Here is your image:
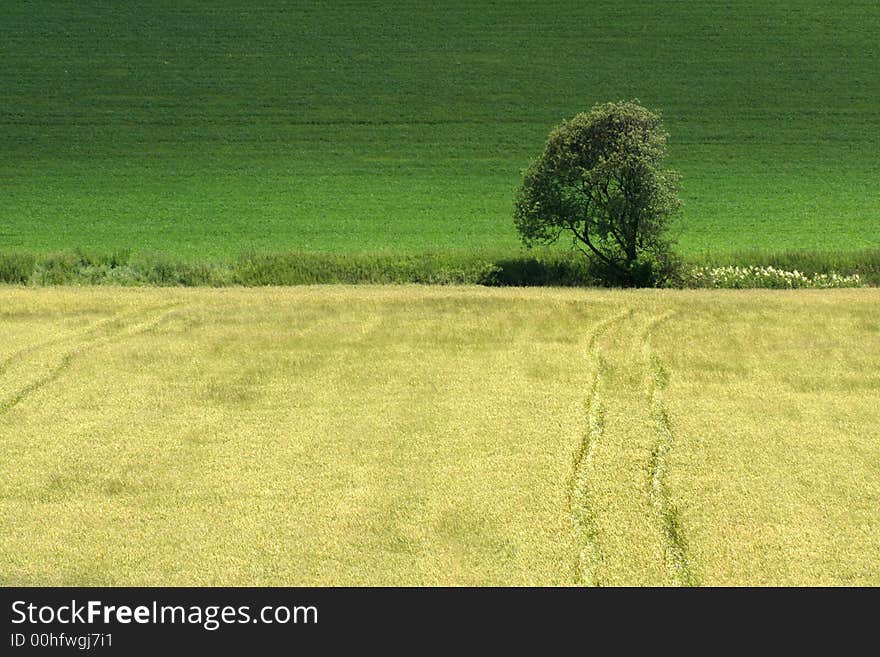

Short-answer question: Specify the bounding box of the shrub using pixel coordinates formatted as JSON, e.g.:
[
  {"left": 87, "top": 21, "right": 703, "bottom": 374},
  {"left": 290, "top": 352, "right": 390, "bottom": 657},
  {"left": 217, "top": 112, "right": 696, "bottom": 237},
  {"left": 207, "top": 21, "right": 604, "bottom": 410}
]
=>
[{"left": 0, "top": 252, "right": 36, "bottom": 284}]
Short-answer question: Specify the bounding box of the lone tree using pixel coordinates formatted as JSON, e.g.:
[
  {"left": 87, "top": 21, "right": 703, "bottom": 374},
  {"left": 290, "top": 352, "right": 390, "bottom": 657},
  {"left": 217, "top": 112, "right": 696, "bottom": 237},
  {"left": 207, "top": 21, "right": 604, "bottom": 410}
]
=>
[{"left": 514, "top": 100, "right": 681, "bottom": 286}]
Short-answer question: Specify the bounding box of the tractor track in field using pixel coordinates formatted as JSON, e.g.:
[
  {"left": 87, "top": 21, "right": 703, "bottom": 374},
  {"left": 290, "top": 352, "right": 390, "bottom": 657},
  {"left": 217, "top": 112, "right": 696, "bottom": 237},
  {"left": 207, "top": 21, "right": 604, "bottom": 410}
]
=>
[
  {"left": 641, "top": 312, "right": 699, "bottom": 587},
  {"left": 569, "top": 308, "right": 633, "bottom": 586},
  {"left": 0, "top": 307, "right": 155, "bottom": 378},
  {"left": 0, "top": 304, "right": 180, "bottom": 416}
]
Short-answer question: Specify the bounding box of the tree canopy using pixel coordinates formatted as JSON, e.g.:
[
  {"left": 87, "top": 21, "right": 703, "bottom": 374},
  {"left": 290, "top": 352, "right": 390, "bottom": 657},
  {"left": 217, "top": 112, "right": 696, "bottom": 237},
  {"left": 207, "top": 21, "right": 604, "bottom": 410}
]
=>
[{"left": 514, "top": 100, "right": 681, "bottom": 285}]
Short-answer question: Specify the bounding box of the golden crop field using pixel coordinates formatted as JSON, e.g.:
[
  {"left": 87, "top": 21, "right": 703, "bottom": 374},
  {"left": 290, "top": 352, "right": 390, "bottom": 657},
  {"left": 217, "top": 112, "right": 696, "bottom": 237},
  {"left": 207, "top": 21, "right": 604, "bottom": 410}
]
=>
[{"left": 1, "top": 287, "right": 878, "bottom": 586}]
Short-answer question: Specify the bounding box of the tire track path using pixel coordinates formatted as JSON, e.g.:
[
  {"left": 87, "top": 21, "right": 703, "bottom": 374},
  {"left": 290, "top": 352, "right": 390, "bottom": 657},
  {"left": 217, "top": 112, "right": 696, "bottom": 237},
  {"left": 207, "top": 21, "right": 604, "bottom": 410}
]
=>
[
  {"left": 569, "top": 308, "right": 633, "bottom": 586},
  {"left": 0, "top": 307, "right": 153, "bottom": 377},
  {"left": 0, "top": 304, "right": 180, "bottom": 416},
  {"left": 641, "top": 312, "right": 699, "bottom": 586}
]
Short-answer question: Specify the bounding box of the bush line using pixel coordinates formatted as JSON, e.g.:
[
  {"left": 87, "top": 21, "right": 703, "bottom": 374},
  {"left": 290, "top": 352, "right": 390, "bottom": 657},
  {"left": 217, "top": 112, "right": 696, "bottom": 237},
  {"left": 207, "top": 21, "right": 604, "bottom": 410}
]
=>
[{"left": 0, "top": 248, "right": 877, "bottom": 288}]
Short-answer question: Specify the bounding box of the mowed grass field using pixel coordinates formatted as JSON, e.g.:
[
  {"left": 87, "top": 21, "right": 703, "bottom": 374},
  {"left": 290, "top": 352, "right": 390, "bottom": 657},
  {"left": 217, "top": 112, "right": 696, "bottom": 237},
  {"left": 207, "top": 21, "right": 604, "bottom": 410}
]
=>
[
  {"left": 1, "top": 287, "right": 878, "bottom": 586},
  {"left": 2, "top": 1, "right": 879, "bottom": 259}
]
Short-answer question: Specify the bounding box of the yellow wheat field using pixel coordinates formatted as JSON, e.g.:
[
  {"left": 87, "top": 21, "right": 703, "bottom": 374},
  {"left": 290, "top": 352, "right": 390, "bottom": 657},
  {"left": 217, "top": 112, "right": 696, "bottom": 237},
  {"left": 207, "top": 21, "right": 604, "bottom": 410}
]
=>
[{"left": 1, "top": 286, "right": 878, "bottom": 585}]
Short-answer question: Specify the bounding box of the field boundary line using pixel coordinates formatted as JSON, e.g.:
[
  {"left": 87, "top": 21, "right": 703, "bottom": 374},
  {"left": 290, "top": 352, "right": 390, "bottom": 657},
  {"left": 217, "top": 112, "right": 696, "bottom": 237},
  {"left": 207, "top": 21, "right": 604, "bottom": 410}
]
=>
[
  {"left": 642, "top": 312, "right": 700, "bottom": 587},
  {"left": 0, "top": 304, "right": 181, "bottom": 416},
  {"left": 569, "top": 307, "right": 632, "bottom": 586}
]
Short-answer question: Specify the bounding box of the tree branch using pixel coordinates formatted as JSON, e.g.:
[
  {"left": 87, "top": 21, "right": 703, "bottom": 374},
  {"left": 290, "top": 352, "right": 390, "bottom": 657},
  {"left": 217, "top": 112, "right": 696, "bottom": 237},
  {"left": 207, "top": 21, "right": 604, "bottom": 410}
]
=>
[{"left": 566, "top": 218, "right": 618, "bottom": 268}]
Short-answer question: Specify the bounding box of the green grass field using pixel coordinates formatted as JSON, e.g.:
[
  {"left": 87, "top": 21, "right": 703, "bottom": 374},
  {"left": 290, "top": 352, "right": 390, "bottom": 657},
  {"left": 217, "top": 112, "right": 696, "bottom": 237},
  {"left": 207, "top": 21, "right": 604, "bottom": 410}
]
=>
[
  {"left": 3, "top": 1, "right": 879, "bottom": 260},
  {"left": 1, "top": 287, "right": 878, "bottom": 585}
]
